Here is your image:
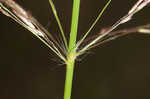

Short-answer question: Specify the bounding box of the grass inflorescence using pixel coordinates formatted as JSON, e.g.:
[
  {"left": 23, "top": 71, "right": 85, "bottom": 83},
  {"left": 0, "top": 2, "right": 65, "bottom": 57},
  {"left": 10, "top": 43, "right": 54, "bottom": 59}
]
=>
[{"left": 0, "top": 0, "right": 150, "bottom": 99}]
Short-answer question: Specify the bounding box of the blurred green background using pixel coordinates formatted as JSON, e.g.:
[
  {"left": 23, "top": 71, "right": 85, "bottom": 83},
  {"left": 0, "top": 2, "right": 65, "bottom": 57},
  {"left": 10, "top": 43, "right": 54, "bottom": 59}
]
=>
[{"left": 0, "top": 0, "right": 150, "bottom": 99}]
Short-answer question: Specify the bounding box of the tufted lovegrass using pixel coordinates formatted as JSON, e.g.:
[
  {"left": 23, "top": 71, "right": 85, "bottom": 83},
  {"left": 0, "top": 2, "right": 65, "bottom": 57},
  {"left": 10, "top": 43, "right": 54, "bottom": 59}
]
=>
[{"left": 0, "top": 0, "right": 150, "bottom": 99}]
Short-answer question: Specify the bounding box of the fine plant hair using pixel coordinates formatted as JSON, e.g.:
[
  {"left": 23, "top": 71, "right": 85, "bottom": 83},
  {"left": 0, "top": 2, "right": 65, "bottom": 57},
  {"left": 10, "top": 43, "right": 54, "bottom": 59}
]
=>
[{"left": 0, "top": 0, "right": 150, "bottom": 99}]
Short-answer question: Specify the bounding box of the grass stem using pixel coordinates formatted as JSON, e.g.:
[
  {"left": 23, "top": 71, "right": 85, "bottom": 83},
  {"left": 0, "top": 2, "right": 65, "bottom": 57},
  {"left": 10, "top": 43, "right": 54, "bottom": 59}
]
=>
[
  {"left": 64, "top": 0, "right": 80, "bottom": 99},
  {"left": 64, "top": 59, "right": 75, "bottom": 99}
]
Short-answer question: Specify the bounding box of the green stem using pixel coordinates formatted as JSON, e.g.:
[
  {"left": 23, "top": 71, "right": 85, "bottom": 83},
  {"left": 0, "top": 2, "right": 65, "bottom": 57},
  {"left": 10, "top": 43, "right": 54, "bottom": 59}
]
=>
[
  {"left": 68, "top": 0, "right": 80, "bottom": 52},
  {"left": 64, "top": 0, "right": 80, "bottom": 99},
  {"left": 64, "top": 59, "right": 75, "bottom": 99}
]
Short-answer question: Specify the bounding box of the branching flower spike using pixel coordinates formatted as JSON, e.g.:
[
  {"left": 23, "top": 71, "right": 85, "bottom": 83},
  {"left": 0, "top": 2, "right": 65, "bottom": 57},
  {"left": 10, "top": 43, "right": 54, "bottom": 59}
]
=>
[
  {"left": 0, "top": 0, "right": 150, "bottom": 99},
  {"left": 76, "top": 0, "right": 150, "bottom": 56},
  {"left": 0, "top": 0, "right": 66, "bottom": 62}
]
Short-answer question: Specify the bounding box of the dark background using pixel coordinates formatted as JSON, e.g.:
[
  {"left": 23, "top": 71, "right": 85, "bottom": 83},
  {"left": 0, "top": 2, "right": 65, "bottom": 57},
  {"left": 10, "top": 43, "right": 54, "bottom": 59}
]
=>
[{"left": 0, "top": 0, "right": 150, "bottom": 99}]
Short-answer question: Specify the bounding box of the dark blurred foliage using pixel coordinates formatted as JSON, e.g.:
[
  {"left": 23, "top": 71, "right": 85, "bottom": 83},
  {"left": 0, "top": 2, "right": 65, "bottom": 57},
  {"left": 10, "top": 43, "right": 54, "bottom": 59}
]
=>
[{"left": 0, "top": 0, "right": 150, "bottom": 99}]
